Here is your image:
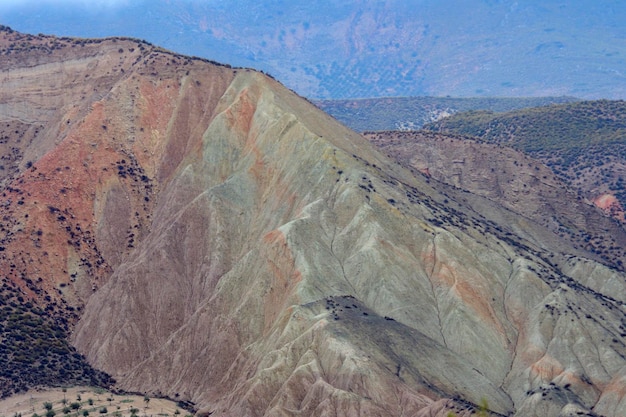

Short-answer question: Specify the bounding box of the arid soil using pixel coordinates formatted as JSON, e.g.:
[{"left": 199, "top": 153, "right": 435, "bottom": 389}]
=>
[{"left": 0, "top": 387, "right": 185, "bottom": 417}]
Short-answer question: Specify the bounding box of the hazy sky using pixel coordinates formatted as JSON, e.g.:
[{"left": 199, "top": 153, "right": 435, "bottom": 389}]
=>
[
  {"left": 1, "top": 0, "right": 624, "bottom": 99},
  {"left": 0, "top": 0, "right": 133, "bottom": 10}
]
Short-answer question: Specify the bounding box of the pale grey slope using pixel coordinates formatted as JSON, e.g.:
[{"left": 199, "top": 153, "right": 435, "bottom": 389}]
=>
[{"left": 72, "top": 70, "right": 626, "bottom": 417}]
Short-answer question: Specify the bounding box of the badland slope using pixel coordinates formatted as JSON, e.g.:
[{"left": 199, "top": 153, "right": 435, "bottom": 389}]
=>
[
  {"left": 365, "top": 130, "right": 626, "bottom": 271},
  {"left": 424, "top": 101, "right": 626, "bottom": 222},
  {"left": 0, "top": 27, "right": 625, "bottom": 417}
]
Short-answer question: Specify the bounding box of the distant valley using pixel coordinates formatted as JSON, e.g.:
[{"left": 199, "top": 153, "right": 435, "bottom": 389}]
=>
[
  {"left": 1, "top": 0, "right": 625, "bottom": 99},
  {"left": 315, "top": 96, "right": 579, "bottom": 132}
]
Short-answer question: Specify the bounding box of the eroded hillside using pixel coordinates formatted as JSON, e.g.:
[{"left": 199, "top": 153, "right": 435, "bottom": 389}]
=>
[
  {"left": 424, "top": 101, "right": 626, "bottom": 222},
  {"left": 1, "top": 27, "right": 625, "bottom": 417},
  {"left": 365, "top": 130, "right": 626, "bottom": 272}
]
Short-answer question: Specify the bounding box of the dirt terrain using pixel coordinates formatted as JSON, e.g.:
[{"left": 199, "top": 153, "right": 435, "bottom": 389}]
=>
[{"left": 0, "top": 387, "right": 185, "bottom": 417}]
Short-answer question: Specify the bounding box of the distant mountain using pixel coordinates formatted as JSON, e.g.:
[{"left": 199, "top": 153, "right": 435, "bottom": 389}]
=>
[
  {"left": 315, "top": 96, "right": 579, "bottom": 131},
  {"left": 1, "top": 28, "right": 626, "bottom": 417},
  {"left": 424, "top": 100, "right": 626, "bottom": 220},
  {"left": 0, "top": 0, "right": 625, "bottom": 99}
]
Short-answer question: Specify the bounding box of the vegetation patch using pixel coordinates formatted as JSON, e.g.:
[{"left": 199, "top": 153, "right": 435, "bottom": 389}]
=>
[
  {"left": 316, "top": 96, "right": 578, "bottom": 132},
  {"left": 424, "top": 99, "right": 626, "bottom": 152},
  {"left": 0, "top": 279, "right": 113, "bottom": 398}
]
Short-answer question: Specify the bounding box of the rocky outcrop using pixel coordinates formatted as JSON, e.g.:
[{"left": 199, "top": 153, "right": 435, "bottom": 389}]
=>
[
  {"left": 1, "top": 28, "right": 625, "bottom": 416},
  {"left": 594, "top": 194, "right": 626, "bottom": 222}
]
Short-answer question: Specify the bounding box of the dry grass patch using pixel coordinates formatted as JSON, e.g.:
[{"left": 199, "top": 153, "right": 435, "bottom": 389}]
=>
[{"left": 0, "top": 387, "right": 188, "bottom": 417}]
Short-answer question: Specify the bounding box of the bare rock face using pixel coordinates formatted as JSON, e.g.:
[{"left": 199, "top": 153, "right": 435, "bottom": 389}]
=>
[
  {"left": 594, "top": 194, "right": 626, "bottom": 222},
  {"left": 1, "top": 28, "right": 625, "bottom": 417}
]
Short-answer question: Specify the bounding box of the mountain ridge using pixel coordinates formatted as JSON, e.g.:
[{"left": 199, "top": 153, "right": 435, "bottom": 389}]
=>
[{"left": 0, "top": 28, "right": 625, "bottom": 417}]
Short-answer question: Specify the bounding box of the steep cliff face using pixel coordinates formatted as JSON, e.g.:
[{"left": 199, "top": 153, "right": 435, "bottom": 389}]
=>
[{"left": 1, "top": 28, "right": 625, "bottom": 417}]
